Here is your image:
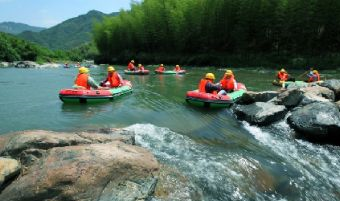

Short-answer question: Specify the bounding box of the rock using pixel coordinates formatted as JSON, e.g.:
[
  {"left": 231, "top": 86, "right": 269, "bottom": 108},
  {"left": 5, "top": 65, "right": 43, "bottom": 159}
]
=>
[
  {"left": 0, "top": 62, "right": 10, "bottom": 68},
  {"left": 275, "top": 89, "right": 304, "bottom": 108},
  {"left": 300, "top": 92, "right": 331, "bottom": 106},
  {"left": 0, "top": 141, "right": 159, "bottom": 201},
  {"left": 287, "top": 102, "right": 340, "bottom": 142},
  {"left": 0, "top": 130, "right": 91, "bottom": 158},
  {"left": 38, "top": 63, "right": 61, "bottom": 68},
  {"left": 302, "top": 86, "right": 335, "bottom": 101},
  {"left": 320, "top": 79, "right": 340, "bottom": 100},
  {"left": 0, "top": 130, "right": 135, "bottom": 159},
  {"left": 232, "top": 102, "right": 287, "bottom": 126},
  {"left": 336, "top": 101, "right": 340, "bottom": 110},
  {"left": 0, "top": 157, "right": 21, "bottom": 188},
  {"left": 237, "top": 91, "right": 279, "bottom": 105},
  {"left": 15, "top": 61, "right": 39, "bottom": 68},
  {"left": 286, "top": 81, "right": 308, "bottom": 89}
]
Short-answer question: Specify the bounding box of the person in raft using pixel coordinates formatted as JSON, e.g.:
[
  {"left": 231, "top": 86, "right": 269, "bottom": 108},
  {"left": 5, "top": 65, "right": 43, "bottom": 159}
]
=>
[
  {"left": 174, "top": 64, "right": 181, "bottom": 71},
  {"left": 101, "top": 66, "right": 124, "bottom": 88},
  {"left": 218, "top": 70, "right": 237, "bottom": 95},
  {"left": 74, "top": 67, "right": 102, "bottom": 90},
  {"left": 127, "top": 60, "right": 136, "bottom": 71},
  {"left": 138, "top": 64, "right": 145, "bottom": 71},
  {"left": 156, "top": 64, "right": 165, "bottom": 72},
  {"left": 277, "top": 68, "right": 294, "bottom": 82},
  {"left": 307, "top": 70, "right": 320, "bottom": 82},
  {"left": 198, "top": 73, "right": 221, "bottom": 94}
]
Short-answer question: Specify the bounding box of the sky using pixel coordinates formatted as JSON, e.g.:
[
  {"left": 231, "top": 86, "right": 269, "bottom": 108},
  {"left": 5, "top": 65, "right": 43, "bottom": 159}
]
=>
[{"left": 0, "top": 0, "right": 139, "bottom": 28}]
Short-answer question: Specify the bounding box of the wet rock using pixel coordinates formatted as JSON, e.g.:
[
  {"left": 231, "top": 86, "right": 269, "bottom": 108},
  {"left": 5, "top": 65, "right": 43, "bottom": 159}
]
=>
[
  {"left": 0, "top": 157, "right": 21, "bottom": 188},
  {"left": 300, "top": 93, "right": 331, "bottom": 106},
  {"left": 301, "top": 86, "right": 335, "bottom": 101},
  {"left": 0, "top": 141, "right": 159, "bottom": 201},
  {"left": 0, "top": 130, "right": 135, "bottom": 158},
  {"left": 287, "top": 102, "right": 340, "bottom": 142},
  {"left": 336, "top": 101, "right": 340, "bottom": 110},
  {"left": 237, "top": 91, "right": 279, "bottom": 105},
  {"left": 0, "top": 62, "right": 10, "bottom": 68},
  {"left": 15, "top": 61, "right": 39, "bottom": 68},
  {"left": 232, "top": 102, "right": 287, "bottom": 126},
  {"left": 275, "top": 89, "right": 304, "bottom": 108},
  {"left": 320, "top": 79, "right": 340, "bottom": 100},
  {"left": 286, "top": 82, "right": 308, "bottom": 89},
  {"left": 0, "top": 130, "right": 91, "bottom": 158}
]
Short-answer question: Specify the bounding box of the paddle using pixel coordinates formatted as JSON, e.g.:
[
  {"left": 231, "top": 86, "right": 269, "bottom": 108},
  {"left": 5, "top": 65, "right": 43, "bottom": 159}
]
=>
[{"left": 297, "top": 70, "right": 311, "bottom": 78}]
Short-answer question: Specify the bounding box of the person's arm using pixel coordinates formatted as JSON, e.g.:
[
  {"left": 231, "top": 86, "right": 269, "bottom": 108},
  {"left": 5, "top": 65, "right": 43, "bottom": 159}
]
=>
[
  {"left": 206, "top": 82, "right": 221, "bottom": 91},
  {"left": 88, "top": 76, "right": 100, "bottom": 89}
]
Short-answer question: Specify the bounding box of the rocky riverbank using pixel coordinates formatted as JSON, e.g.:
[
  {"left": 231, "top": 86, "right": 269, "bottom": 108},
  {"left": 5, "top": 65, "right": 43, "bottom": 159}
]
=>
[
  {"left": 233, "top": 79, "right": 340, "bottom": 145},
  {"left": 0, "top": 61, "right": 61, "bottom": 68},
  {"left": 0, "top": 129, "right": 161, "bottom": 201}
]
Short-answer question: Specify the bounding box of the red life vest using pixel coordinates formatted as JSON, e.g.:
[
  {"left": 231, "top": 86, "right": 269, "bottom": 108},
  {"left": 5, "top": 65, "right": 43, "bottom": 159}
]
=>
[
  {"left": 198, "top": 79, "right": 217, "bottom": 94},
  {"left": 75, "top": 74, "right": 90, "bottom": 90},
  {"left": 139, "top": 66, "right": 145, "bottom": 71},
  {"left": 220, "top": 76, "right": 235, "bottom": 91},
  {"left": 157, "top": 67, "right": 165, "bottom": 71},
  {"left": 277, "top": 72, "right": 288, "bottom": 81},
  {"left": 127, "top": 62, "right": 135, "bottom": 71},
  {"left": 174, "top": 66, "right": 181, "bottom": 71},
  {"left": 107, "top": 72, "right": 121, "bottom": 87}
]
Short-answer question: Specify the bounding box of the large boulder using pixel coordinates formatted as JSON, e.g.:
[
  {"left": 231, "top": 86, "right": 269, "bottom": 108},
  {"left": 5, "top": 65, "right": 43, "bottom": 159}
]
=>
[
  {"left": 0, "top": 157, "right": 21, "bottom": 188},
  {"left": 232, "top": 102, "right": 287, "bottom": 126},
  {"left": 299, "top": 86, "right": 335, "bottom": 106},
  {"left": 320, "top": 79, "right": 340, "bottom": 100},
  {"left": 0, "top": 141, "right": 159, "bottom": 201},
  {"left": 0, "top": 130, "right": 135, "bottom": 159},
  {"left": 237, "top": 91, "right": 279, "bottom": 105},
  {"left": 274, "top": 89, "right": 304, "bottom": 108},
  {"left": 287, "top": 102, "right": 340, "bottom": 142},
  {"left": 336, "top": 101, "right": 340, "bottom": 110}
]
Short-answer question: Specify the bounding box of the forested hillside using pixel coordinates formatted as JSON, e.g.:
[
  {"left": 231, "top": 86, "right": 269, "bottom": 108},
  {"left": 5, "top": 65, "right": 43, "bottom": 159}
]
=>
[
  {"left": 19, "top": 10, "right": 119, "bottom": 50},
  {"left": 0, "top": 22, "right": 45, "bottom": 34},
  {"left": 93, "top": 0, "right": 340, "bottom": 68}
]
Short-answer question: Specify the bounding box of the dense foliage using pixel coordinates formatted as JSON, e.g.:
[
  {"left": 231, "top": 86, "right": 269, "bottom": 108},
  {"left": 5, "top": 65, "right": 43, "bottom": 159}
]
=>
[
  {"left": 18, "top": 10, "right": 119, "bottom": 50},
  {"left": 93, "top": 0, "right": 340, "bottom": 68},
  {"left": 0, "top": 32, "right": 98, "bottom": 63}
]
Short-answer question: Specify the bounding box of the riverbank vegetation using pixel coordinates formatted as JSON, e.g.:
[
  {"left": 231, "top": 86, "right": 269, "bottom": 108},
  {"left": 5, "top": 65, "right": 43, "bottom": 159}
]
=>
[
  {"left": 0, "top": 32, "right": 97, "bottom": 63},
  {"left": 93, "top": 0, "right": 340, "bottom": 68}
]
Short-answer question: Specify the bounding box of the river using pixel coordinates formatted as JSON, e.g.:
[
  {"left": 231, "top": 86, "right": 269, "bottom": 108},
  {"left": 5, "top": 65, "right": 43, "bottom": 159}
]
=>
[{"left": 0, "top": 65, "right": 340, "bottom": 201}]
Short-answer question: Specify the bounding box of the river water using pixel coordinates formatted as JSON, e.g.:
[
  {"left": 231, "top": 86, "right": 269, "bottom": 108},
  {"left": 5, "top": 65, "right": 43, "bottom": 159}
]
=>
[{"left": 0, "top": 66, "right": 340, "bottom": 200}]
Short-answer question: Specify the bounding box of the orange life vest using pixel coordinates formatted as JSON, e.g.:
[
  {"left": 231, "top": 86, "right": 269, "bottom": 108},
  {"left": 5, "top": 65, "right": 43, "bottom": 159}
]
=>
[
  {"left": 198, "top": 79, "right": 217, "bottom": 94},
  {"left": 308, "top": 73, "right": 320, "bottom": 82},
  {"left": 107, "top": 72, "right": 121, "bottom": 87},
  {"left": 175, "top": 66, "right": 181, "bottom": 71},
  {"left": 220, "top": 76, "right": 235, "bottom": 91},
  {"left": 127, "top": 62, "right": 135, "bottom": 71},
  {"left": 277, "top": 72, "right": 288, "bottom": 81},
  {"left": 75, "top": 74, "right": 90, "bottom": 90},
  {"left": 139, "top": 66, "right": 145, "bottom": 71}
]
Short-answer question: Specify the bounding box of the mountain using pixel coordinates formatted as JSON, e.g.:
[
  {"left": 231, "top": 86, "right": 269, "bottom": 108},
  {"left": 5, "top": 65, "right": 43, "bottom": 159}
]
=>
[
  {"left": 0, "top": 22, "right": 45, "bottom": 34},
  {"left": 18, "top": 10, "right": 119, "bottom": 50}
]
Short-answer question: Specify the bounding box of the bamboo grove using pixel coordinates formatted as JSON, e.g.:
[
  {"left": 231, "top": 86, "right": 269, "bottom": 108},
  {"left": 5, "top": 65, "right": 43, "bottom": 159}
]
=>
[{"left": 93, "top": 0, "right": 340, "bottom": 68}]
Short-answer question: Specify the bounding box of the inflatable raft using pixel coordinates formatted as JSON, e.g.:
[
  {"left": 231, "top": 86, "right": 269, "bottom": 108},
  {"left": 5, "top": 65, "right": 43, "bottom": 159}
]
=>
[
  {"left": 59, "top": 81, "right": 132, "bottom": 103},
  {"left": 155, "top": 70, "right": 186, "bottom": 74},
  {"left": 124, "top": 70, "right": 150, "bottom": 75},
  {"left": 186, "top": 83, "right": 247, "bottom": 108}
]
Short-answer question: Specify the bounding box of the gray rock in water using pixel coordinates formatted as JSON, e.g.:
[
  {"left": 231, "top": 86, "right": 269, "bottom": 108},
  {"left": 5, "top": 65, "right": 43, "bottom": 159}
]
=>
[
  {"left": 320, "top": 79, "right": 340, "bottom": 101},
  {"left": 15, "top": 61, "right": 39, "bottom": 68},
  {"left": 0, "top": 157, "right": 21, "bottom": 189},
  {"left": 237, "top": 91, "right": 279, "bottom": 105},
  {"left": 287, "top": 102, "right": 340, "bottom": 141},
  {"left": 336, "top": 101, "right": 340, "bottom": 110},
  {"left": 299, "top": 86, "right": 335, "bottom": 106},
  {"left": 232, "top": 102, "right": 287, "bottom": 126},
  {"left": 0, "top": 142, "right": 159, "bottom": 201},
  {"left": 275, "top": 89, "right": 304, "bottom": 108}
]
